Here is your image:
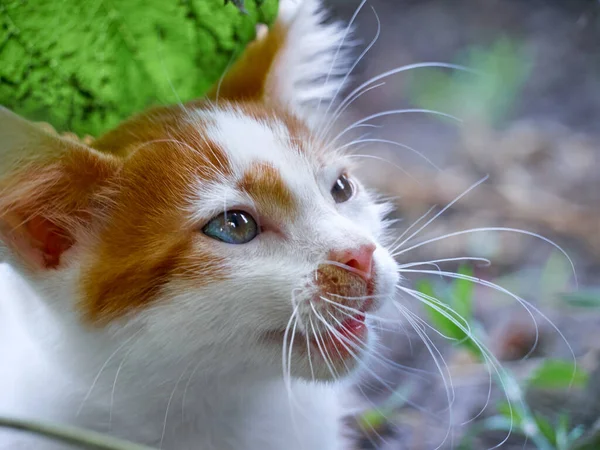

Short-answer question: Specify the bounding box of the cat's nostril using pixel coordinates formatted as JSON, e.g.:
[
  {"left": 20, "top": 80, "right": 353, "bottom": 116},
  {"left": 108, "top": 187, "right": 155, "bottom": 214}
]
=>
[
  {"left": 329, "top": 243, "right": 375, "bottom": 282},
  {"left": 345, "top": 258, "right": 361, "bottom": 271}
]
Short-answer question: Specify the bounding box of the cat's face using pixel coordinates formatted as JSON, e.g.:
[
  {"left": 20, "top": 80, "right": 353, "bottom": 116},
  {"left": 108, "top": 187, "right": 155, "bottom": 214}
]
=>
[
  {"left": 78, "top": 102, "right": 399, "bottom": 381},
  {"left": 0, "top": 0, "right": 398, "bottom": 382}
]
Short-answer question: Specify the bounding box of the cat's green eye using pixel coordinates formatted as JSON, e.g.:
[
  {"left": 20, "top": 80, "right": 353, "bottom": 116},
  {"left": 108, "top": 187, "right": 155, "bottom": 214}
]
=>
[
  {"left": 331, "top": 173, "right": 354, "bottom": 203},
  {"left": 203, "top": 210, "right": 258, "bottom": 244}
]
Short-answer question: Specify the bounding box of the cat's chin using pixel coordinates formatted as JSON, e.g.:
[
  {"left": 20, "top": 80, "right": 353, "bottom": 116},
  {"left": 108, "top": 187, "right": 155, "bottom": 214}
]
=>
[{"left": 262, "top": 312, "right": 377, "bottom": 382}]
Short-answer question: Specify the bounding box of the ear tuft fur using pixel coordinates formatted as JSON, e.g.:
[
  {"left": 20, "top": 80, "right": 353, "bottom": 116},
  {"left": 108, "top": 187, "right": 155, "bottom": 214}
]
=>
[
  {"left": 0, "top": 108, "right": 119, "bottom": 271},
  {"left": 210, "top": 0, "right": 354, "bottom": 118}
]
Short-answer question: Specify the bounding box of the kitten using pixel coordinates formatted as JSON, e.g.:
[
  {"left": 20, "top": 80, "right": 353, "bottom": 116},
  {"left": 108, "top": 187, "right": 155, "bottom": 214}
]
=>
[{"left": 0, "top": 0, "right": 399, "bottom": 449}]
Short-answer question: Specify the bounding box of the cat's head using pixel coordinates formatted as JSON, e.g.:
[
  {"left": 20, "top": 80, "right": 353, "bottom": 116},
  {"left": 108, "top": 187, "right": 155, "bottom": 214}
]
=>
[{"left": 0, "top": 0, "right": 399, "bottom": 382}]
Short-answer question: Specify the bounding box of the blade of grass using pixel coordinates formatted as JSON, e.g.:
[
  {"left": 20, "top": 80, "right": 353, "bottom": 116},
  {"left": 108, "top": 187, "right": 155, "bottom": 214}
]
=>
[{"left": 0, "top": 416, "right": 158, "bottom": 450}]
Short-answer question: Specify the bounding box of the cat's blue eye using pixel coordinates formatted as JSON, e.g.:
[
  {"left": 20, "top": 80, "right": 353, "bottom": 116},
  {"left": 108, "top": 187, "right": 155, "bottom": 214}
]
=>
[
  {"left": 331, "top": 173, "right": 354, "bottom": 203},
  {"left": 202, "top": 210, "right": 258, "bottom": 244}
]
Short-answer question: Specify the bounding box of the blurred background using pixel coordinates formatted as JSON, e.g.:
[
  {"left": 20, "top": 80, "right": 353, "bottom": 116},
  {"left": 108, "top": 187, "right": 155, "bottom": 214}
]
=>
[{"left": 321, "top": 1, "right": 600, "bottom": 449}]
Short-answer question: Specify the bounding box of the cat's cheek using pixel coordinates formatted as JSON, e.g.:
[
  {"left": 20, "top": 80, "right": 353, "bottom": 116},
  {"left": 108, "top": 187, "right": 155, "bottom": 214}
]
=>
[{"left": 370, "top": 246, "right": 400, "bottom": 310}]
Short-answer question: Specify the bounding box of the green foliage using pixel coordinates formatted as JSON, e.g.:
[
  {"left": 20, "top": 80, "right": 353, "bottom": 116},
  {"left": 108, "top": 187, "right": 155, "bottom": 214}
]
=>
[
  {"left": 560, "top": 290, "right": 600, "bottom": 308},
  {"left": 451, "top": 265, "right": 475, "bottom": 321},
  {"left": 539, "top": 250, "right": 574, "bottom": 303},
  {"left": 358, "top": 408, "right": 389, "bottom": 433},
  {"left": 416, "top": 265, "right": 480, "bottom": 356},
  {"left": 490, "top": 404, "right": 585, "bottom": 450},
  {"left": 0, "top": 0, "right": 278, "bottom": 137},
  {"left": 356, "top": 382, "right": 412, "bottom": 433},
  {"left": 527, "top": 359, "right": 589, "bottom": 390},
  {"left": 415, "top": 264, "right": 589, "bottom": 450},
  {"left": 409, "top": 37, "right": 532, "bottom": 126}
]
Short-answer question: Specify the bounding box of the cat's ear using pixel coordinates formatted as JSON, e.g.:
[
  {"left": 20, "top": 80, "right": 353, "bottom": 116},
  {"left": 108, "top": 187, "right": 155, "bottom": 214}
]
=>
[
  {"left": 0, "top": 107, "right": 120, "bottom": 272},
  {"left": 207, "top": 0, "right": 351, "bottom": 115}
]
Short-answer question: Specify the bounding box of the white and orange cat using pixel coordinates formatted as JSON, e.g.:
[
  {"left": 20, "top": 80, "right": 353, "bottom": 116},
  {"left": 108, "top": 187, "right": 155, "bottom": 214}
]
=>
[{"left": 0, "top": 0, "right": 400, "bottom": 449}]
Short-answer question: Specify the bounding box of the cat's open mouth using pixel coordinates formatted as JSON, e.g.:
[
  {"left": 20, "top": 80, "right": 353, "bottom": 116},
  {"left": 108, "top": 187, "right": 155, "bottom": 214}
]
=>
[
  {"left": 262, "top": 295, "right": 373, "bottom": 364},
  {"left": 308, "top": 311, "right": 368, "bottom": 359}
]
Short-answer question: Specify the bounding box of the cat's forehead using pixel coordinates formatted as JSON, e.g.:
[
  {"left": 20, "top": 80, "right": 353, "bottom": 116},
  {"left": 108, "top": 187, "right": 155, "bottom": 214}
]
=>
[
  {"left": 193, "top": 104, "right": 325, "bottom": 173},
  {"left": 182, "top": 105, "right": 342, "bottom": 221}
]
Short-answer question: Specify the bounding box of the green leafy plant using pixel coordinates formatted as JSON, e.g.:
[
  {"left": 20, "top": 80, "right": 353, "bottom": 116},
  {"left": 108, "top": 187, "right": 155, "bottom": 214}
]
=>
[
  {"left": 527, "top": 359, "right": 589, "bottom": 390},
  {"left": 0, "top": 0, "right": 277, "bottom": 136},
  {"left": 414, "top": 264, "right": 587, "bottom": 450},
  {"left": 560, "top": 290, "right": 600, "bottom": 309}
]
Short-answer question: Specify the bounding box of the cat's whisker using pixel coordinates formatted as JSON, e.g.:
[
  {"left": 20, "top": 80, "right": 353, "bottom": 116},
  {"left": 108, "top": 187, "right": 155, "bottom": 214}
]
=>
[
  {"left": 329, "top": 62, "right": 477, "bottom": 129},
  {"left": 397, "top": 285, "right": 473, "bottom": 341},
  {"left": 344, "top": 153, "right": 418, "bottom": 182},
  {"left": 401, "top": 287, "right": 519, "bottom": 427},
  {"left": 318, "top": 4, "right": 381, "bottom": 134},
  {"left": 322, "top": 299, "right": 433, "bottom": 378},
  {"left": 390, "top": 175, "right": 489, "bottom": 255},
  {"left": 76, "top": 330, "right": 143, "bottom": 417},
  {"left": 390, "top": 303, "right": 455, "bottom": 449},
  {"left": 286, "top": 315, "right": 300, "bottom": 393},
  {"left": 159, "top": 361, "right": 195, "bottom": 450},
  {"left": 308, "top": 309, "right": 339, "bottom": 381},
  {"left": 401, "top": 269, "right": 577, "bottom": 370},
  {"left": 396, "top": 293, "right": 518, "bottom": 449},
  {"left": 181, "top": 358, "right": 204, "bottom": 420},
  {"left": 323, "top": 82, "right": 386, "bottom": 138},
  {"left": 282, "top": 294, "right": 301, "bottom": 407},
  {"left": 397, "top": 256, "right": 491, "bottom": 269},
  {"left": 387, "top": 206, "right": 437, "bottom": 253},
  {"left": 318, "top": 295, "right": 399, "bottom": 325},
  {"left": 331, "top": 108, "right": 463, "bottom": 149},
  {"left": 196, "top": 133, "right": 232, "bottom": 179},
  {"left": 317, "top": 312, "right": 429, "bottom": 414},
  {"left": 321, "top": 259, "right": 373, "bottom": 280},
  {"left": 318, "top": 311, "right": 395, "bottom": 450},
  {"left": 280, "top": 290, "right": 313, "bottom": 443},
  {"left": 353, "top": 383, "right": 394, "bottom": 449},
  {"left": 213, "top": 48, "right": 240, "bottom": 107},
  {"left": 394, "top": 303, "right": 456, "bottom": 408},
  {"left": 392, "top": 227, "right": 578, "bottom": 287},
  {"left": 108, "top": 339, "right": 140, "bottom": 430},
  {"left": 305, "top": 319, "right": 316, "bottom": 382},
  {"left": 156, "top": 45, "right": 186, "bottom": 113},
  {"left": 342, "top": 138, "right": 442, "bottom": 171},
  {"left": 315, "top": 0, "right": 367, "bottom": 113},
  {"left": 321, "top": 311, "right": 438, "bottom": 418},
  {"left": 310, "top": 304, "right": 344, "bottom": 371},
  {"left": 324, "top": 304, "right": 435, "bottom": 378},
  {"left": 405, "top": 309, "right": 495, "bottom": 439}
]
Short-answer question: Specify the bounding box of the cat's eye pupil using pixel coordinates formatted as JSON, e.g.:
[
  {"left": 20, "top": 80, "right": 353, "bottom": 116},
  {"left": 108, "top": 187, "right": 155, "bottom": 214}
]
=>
[
  {"left": 331, "top": 173, "right": 353, "bottom": 203},
  {"left": 203, "top": 210, "right": 258, "bottom": 244}
]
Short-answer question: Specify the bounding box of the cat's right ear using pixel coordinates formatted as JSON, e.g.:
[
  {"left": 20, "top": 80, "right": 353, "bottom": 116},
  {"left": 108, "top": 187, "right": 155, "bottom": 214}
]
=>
[
  {"left": 207, "top": 0, "right": 352, "bottom": 118},
  {"left": 0, "top": 108, "right": 120, "bottom": 272}
]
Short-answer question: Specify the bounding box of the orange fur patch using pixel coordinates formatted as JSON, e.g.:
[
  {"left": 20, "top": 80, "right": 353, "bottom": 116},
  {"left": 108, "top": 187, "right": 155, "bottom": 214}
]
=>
[
  {"left": 206, "top": 19, "right": 287, "bottom": 102},
  {"left": 0, "top": 134, "right": 120, "bottom": 271},
  {"left": 238, "top": 162, "right": 296, "bottom": 221},
  {"left": 80, "top": 110, "right": 231, "bottom": 324}
]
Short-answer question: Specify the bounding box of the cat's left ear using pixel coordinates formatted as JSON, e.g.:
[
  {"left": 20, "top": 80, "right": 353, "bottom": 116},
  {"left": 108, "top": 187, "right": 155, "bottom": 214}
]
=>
[
  {"left": 207, "top": 0, "right": 352, "bottom": 117},
  {"left": 0, "top": 107, "right": 120, "bottom": 272}
]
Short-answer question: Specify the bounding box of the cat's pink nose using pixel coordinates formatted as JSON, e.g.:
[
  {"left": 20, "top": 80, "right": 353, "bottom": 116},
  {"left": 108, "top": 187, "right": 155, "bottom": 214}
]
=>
[{"left": 329, "top": 243, "right": 376, "bottom": 282}]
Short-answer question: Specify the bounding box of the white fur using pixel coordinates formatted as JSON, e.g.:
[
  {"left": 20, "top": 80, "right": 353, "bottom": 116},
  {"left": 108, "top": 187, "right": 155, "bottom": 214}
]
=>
[
  {"left": 0, "top": 1, "right": 399, "bottom": 449},
  {"left": 265, "top": 0, "right": 355, "bottom": 121}
]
